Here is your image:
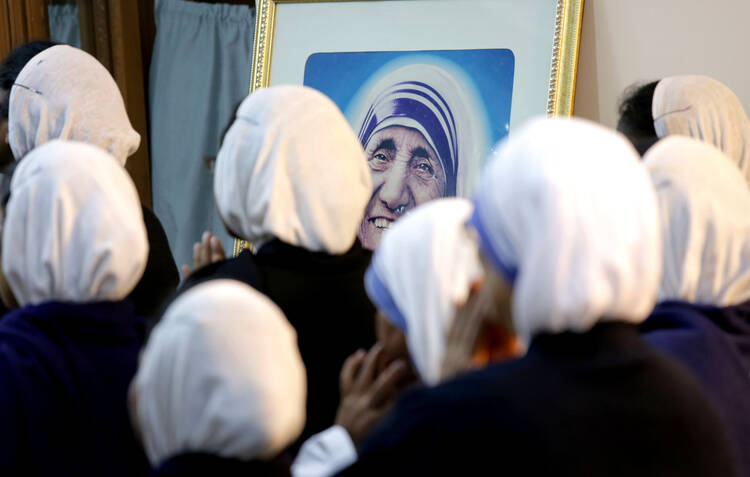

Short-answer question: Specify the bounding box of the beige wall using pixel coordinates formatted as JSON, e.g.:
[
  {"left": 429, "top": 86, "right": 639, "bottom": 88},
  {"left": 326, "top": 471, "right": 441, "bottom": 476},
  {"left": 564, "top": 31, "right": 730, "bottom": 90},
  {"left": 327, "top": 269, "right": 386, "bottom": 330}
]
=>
[{"left": 574, "top": 0, "right": 750, "bottom": 128}]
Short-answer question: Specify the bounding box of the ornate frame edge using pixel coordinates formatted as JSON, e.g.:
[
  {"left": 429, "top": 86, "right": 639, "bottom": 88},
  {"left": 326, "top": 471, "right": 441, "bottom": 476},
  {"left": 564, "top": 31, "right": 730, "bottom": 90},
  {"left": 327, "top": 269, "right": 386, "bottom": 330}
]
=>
[
  {"left": 251, "top": 0, "right": 276, "bottom": 93},
  {"left": 547, "top": 0, "right": 585, "bottom": 116},
  {"left": 234, "top": 0, "right": 276, "bottom": 256}
]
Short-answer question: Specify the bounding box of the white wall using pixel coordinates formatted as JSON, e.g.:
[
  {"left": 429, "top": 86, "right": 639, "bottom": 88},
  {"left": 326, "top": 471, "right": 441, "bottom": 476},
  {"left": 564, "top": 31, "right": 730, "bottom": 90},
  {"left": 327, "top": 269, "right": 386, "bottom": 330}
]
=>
[{"left": 575, "top": 0, "right": 750, "bottom": 128}]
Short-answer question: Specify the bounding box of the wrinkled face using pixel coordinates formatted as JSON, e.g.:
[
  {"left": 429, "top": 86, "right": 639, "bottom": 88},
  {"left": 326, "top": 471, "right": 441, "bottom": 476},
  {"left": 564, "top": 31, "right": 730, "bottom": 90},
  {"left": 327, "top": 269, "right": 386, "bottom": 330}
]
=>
[{"left": 358, "top": 126, "right": 446, "bottom": 249}]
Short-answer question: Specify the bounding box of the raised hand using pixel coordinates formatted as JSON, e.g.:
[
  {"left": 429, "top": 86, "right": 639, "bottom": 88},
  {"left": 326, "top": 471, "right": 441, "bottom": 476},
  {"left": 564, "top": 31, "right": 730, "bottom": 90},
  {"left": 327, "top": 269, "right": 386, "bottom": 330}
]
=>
[
  {"left": 335, "top": 343, "right": 412, "bottom": 447},
  {"left": 181, "top": 231, "right": 227, "bottom": 279}
]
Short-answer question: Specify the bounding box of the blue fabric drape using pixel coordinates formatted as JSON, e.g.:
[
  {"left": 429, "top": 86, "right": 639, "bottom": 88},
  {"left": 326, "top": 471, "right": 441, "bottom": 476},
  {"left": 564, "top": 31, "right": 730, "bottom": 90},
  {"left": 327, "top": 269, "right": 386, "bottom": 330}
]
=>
[
  {"left": 48, "top": 4, "right": 82, "bottom": 48},
  {"left": 149, "top": 0, "right": 255, "bottom": 270}
]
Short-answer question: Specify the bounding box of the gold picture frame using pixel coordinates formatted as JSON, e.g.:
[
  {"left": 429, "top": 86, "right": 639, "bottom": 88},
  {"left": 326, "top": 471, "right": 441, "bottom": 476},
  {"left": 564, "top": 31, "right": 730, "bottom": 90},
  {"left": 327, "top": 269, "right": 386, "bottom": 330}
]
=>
[{"left": 234, "top": 0, "right": 585, "bottom": 256}]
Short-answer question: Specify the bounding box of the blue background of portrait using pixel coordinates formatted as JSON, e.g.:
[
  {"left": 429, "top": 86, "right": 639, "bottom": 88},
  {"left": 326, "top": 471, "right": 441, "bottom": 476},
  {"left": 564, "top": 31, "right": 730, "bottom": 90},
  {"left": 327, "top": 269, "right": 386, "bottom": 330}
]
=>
[{"left": 303, "top": 49, "right": 515, "bottom": 149}]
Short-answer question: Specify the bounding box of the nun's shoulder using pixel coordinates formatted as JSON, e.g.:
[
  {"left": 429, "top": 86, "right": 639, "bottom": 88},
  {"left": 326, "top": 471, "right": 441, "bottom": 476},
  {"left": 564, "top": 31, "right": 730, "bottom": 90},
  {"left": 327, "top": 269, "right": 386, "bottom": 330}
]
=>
[
  {"left": 362, "top": 360, "right": 531, "bottom": 445},
  {"left": 0, "top": 309, "right": 44, "bottom": 407},
  {"left": 178, "top": 249, "right": 262, "bottom": 297},
  {"left": 0, "top": 310, "right": 52, "bottom": 375},
  {"left": 0, "top": 344, "right": 24, "bottom": 464},
  {"left": 645, "top": 300, "right": 712, "bottom": 322},
  {"left": 642, "top": 300, "right": 741, "bottom": 336},
  {"left": 417, "top": 357, "right": 537, "bottom": 413},
  {"left": 347, "top": 363, "right": 532, "bottom": 476},
  {"left": 420, "top": 358, "right": 531, "bottom": 404},
  {"left": 0, "top": 307, "right": 44, "bottom": 346}
]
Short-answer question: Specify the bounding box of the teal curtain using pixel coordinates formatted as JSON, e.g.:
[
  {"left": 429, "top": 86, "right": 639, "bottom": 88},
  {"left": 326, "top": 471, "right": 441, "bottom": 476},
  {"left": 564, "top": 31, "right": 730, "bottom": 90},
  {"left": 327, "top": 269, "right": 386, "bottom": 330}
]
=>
[
  {"left": 48, "top": 4, "right": 81, "bottom": 48},
  {"left": 149, "top": 0, "right": 255, "bottom": 272}
]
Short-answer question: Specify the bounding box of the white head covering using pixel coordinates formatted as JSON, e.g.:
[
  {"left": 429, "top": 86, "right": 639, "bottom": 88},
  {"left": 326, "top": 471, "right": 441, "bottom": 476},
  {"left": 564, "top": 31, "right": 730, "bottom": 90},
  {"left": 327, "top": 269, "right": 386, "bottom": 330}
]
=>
[
  {"left": 653, "top": 75, "right": 750, "bottom": 184},
  {"left": 470, "top": 117, "right": 661, "bottom": 342},
  {"left": 132, "top": 280, "right": 306, "bottom": 465},
  {"left": 214, "top": 85, "right": 371, "bottom": 254},
  {"left": 2, "top": 140, "right": 148, "bottom": 306},
  {"left": 354, "top": 63, "right": 485, "bottom": 197},
  {"left": 8, "top": 45, "right": 140, "bottom": 165},
  {"left": 645, "top": 136, "right": 750, "bottom": 306},
  {"left": 365, "top": 198, "right": 483, "bottom": 385}
]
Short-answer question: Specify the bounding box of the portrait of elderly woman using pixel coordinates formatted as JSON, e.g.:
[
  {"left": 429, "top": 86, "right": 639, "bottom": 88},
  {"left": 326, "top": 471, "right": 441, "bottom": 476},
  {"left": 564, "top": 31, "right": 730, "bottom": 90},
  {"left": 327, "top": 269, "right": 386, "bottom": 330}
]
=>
[
  {"left": 304, "top": 50, "right": 514, "bottom": 249},
  {"left": 354, "top": 63, "right": 484, "bottom": 249}
]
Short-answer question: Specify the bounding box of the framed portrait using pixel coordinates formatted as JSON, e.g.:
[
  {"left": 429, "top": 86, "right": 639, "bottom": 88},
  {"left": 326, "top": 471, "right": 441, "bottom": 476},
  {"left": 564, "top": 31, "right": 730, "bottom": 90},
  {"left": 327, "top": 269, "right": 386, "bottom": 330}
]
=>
[{"left": 236, "top": 0, "right": 584, "bottom": 253}]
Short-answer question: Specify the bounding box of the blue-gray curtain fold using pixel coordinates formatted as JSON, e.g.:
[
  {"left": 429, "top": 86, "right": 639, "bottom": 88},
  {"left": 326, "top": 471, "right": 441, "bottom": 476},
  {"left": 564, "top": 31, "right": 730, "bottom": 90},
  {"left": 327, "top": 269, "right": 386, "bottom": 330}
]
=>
[
  {"left": 149, "top": 0, "right": 254, "bottom": 271},
  {"left": 48, "top": 4, "right": 81, "bottom": 48}
]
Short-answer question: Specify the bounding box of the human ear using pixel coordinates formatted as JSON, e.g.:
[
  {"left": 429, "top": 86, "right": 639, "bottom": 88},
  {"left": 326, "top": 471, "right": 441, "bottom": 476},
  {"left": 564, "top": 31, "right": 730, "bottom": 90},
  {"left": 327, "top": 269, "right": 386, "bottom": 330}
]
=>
[{"left": 472, "top": 323, "right": 524, "bottom": 368}]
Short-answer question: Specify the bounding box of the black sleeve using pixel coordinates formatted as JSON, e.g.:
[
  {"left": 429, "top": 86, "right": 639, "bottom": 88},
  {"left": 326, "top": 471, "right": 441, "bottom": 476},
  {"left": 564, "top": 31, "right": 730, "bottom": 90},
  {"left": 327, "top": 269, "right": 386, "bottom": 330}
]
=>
[
  {"left": 336, "top": 369, "right": 521, "bottom": 477},
  {"left": 179, "top": 249, "right": 262, "bottom": 291},
  {"left": 336, "top": 387, "right": 445, "bottom": 477},
  {"left": 128, "top": 206, "right": 180, "bottom": 324},
  {"left": 0, "top": 351, "right": 23, "bottom": 473}
]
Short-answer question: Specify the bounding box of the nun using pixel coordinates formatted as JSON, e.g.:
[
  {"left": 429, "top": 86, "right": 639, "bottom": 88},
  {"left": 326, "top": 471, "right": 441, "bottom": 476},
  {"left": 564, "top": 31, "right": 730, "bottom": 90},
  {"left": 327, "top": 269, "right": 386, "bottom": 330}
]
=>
[
  {"left": 363, "top": 197, "right": 521, "bottom": 385},
  {"left": 0, "top": 41, "right": 56, "bottom": 170},
  {"left": 292, "top": 198, "right": 520, "bottom": 477},
  {"left": 641, "top": 136, "right": 750, "bottom": 477},
  {"left": 130, "top": 280, "right": 306, "bottom": 476},
  {"left": 337, "top": 118, "right": 735, "bottom": 477},
  {"left": 3, "top": 42, "right": 179, "bottom": 322},
  {"left": 652, "top": 75, "right": 750, "bottom": 183},
  {"left": 353, "top": 63, "right": 483, "bottom": 249},
  {"left": 0, "top": 141, "right": 150, "bottom": 476},
  {"left": 182, "top": 85, "right": 377, "bottom": 447}
]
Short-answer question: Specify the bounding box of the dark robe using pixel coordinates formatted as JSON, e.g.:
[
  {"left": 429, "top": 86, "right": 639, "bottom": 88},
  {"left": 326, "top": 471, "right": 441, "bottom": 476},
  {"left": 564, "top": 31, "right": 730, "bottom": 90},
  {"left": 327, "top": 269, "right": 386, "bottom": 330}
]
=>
[
  {"left": 0, "top": 300, "right": 149, "bottom": 476},
  {"left": 642, "top": 300, "right": 750, "bottom": 477},
  {"left": 633, "top": 135, "right": 660, "bottom": 156},
  {"left": 180, "top": 239, "right": 376, "bottom": 449},
  {"left": 129, "top": 205, "right": 180, "bottom": 327},
  {"left": 151, "top": 453, "right": 291, "bottom": 477},
  {"left": 338, "top": 323, "right": 735, "bottom": 477}
]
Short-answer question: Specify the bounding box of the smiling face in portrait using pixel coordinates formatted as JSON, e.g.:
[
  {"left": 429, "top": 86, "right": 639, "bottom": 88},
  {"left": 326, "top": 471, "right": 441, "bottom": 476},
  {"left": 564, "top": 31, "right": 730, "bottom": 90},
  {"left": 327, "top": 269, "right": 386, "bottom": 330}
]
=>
[{"left": 359, "top": 125, "right": 446, "bottom": 249}]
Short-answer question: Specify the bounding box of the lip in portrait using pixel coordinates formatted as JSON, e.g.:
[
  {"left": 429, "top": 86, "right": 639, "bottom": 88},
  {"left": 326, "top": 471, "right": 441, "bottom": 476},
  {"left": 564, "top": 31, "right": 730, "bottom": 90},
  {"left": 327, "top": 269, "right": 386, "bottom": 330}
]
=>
[{"left": 304, "top": 49, "right": 515, "bottom": 249}]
